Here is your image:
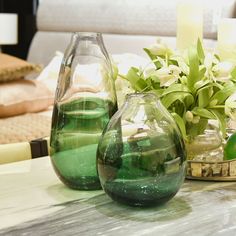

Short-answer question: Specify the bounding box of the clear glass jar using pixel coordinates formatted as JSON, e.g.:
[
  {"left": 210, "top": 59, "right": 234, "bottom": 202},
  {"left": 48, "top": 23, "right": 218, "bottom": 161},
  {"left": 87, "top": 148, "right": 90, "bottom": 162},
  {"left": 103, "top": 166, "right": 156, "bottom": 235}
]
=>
[
  {"left": 97, "top": 93, "right": 186, "bottom": 206},
  {"left": 185, "top": 121, "right": 224, "bottom": 162},
  {"left": 50, "top": 32, "right": 117, "bottom": 190}
]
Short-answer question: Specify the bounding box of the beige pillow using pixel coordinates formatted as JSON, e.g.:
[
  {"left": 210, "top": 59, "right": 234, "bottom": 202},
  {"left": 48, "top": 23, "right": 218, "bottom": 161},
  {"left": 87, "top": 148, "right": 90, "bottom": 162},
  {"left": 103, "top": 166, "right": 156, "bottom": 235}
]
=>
[
  {"left": 0, "top": 80, "right": 54, "bottom": 118},
  {"left": 0, "top": 53, "right": 41, "bottom": 82},
  {"left": 0, "top": 113, "right": 51, "bottom": 144}
]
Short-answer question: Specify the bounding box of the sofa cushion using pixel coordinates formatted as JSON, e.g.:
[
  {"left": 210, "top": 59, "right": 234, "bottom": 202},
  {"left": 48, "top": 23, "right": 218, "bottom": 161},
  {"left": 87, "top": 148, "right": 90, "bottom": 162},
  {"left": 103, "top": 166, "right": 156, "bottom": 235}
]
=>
[
  {"left": 37, "top": 0, "right": 236, "bottom": 39},
  {"left": 0, "top": 79, "right": 54, "bottom": 118},
  {"left": 0, "top": 53, "right": 40, "bottom": 82},
  {"left": 0, "top": 113, "right": 51, "bottom": 144},
  {"left": 28, "top": 31, "right": 217, "bottom": 66}
]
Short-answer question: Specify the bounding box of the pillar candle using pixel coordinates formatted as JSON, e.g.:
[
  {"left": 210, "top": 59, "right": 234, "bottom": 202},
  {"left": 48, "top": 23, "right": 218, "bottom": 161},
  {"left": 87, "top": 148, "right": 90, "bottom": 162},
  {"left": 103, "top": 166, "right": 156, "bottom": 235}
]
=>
[
  {"left": 217, "top": 18, "right": 236, "bottom": 62},
  {"left": 177, "top": 0, "right": 203, "bottom": 51}
]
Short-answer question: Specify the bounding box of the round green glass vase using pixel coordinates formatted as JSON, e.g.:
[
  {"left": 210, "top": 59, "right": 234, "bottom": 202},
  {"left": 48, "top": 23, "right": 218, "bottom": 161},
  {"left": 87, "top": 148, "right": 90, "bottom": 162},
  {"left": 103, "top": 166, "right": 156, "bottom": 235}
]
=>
[
  {"left": 97, "top": 93, "right": 186, "bottom": 206},
  {"left": 50, "top": 32, "right": 117, "bottom": 190}
]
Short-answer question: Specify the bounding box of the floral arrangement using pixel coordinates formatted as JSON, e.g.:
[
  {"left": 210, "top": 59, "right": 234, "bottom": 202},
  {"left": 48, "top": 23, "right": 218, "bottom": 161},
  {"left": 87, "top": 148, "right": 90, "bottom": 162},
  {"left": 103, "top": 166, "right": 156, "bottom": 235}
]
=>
[{"left": 116, "top": 39, "right": 236, "bottom": 141}]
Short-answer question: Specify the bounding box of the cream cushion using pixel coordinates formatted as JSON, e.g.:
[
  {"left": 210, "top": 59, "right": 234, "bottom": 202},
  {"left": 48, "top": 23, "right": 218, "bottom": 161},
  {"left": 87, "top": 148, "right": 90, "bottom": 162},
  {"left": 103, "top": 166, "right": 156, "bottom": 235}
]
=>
[{"left": 0, "top": 80, "right": 54, "bottom": 118}]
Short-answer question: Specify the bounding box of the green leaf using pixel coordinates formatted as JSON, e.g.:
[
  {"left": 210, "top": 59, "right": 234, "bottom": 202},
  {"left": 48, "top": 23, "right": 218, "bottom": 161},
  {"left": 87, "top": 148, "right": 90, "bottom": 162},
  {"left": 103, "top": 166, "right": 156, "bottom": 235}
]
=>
[
  {"left": 145, "top": 77, "right": 152, "bottom": 87},
  {"left": 171, "top": 112, "right": 187, "bottom": 140},
  {"left": 198, "top": 67, "right": 206, "bottom": 80},
  {"left": 210, "top": 109, "right": 226, "bottom": 138},
  {"left": 192, "top": 107, "right": 215, "bottom": 119},
  {"left": 196, "top": 82, "right": 223, "bottom": 93},
  {"left": 143, "top": 48, "right": 162, "bottom": 69},
  {"left": 186, "top": 119, "right": 208, "bottom": 139},
  {"left": 231, "top": 66, "right": 236, "bottom": 80},
  {"left": 186, "top": 119, "right": 208, "bottom": 138},
  {"left": 126, "top": 67, "right": 147, "bottom": 91},
  {"left": 225, "top": 80, "right": 235, "bottom": 87},
  {"left": 214, "top": 54, "right": 221, "bottom": 61},
  {"left": 196, "top": 83, "right": 223, "bottom": 108},
  {"left": 167, "top": 100, "right": 185, "bottom": 117},
  {"left": 149, "top": 76, "right": 161, "bottom": 89},
  {"left": 185, "top": 94, "right": 195, "bottom": 109},
  {"left": 194, "top": 79, "right": 211, "bottom": 91},
  {"left": 112, "top": 63, "right": 118, "bottom": 80},
  {"left": 161, "top": 84, "right": 190, "bottom": 96},
  {"left": 198, "top": 88, "right": 210, "bottom": 107},
  {"left": 168, "top": 59, "right": 178, "bottom": 66},
  {"left": 210, "top": 85, "right": 236, "bottom": 105},
  {"left": 187, "top": 46, "right": 199, "bottom": 90},
  {"left": 150, "top": 89, "right": 164, "bottom": 98},
  {"left": 208, "top": 105, "right": 225, "bottom": 109},
  {"left": 197, "top": 38, "right": 205, "bottom": 62},
  {"left": 161, "top": 92, "right": 194, "bottom": 109}
]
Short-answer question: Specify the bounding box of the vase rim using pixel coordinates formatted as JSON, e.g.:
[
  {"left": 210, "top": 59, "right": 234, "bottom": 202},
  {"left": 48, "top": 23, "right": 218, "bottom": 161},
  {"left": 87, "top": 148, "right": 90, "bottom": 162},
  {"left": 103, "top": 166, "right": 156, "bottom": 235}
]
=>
[
  {"left": 125, "top": 92, "right": 158, "bottom": 100},
  {"left": 72, "top": 32, "right": 102, "bottom": 38}
]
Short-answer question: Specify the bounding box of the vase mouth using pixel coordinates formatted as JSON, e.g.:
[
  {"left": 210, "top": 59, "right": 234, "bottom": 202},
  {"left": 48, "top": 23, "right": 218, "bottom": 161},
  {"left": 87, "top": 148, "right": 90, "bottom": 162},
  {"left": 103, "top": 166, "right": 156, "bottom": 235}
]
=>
[
  {"left": 123, "top": 93, "right": 159, "bottom": 107},
  {"left": 125, "top": 92, "right": 158, "bottom": 101},
  {"left": 72, "top": 32, "right": 102, "bottom": 39}
]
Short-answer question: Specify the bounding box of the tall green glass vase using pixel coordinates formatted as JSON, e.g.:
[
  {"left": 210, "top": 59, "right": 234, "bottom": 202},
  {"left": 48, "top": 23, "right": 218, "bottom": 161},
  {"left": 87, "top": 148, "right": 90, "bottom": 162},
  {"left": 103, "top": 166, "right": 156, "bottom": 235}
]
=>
[
  {"left": 50, "top": 32, "right": 117, "bottom": 190},
  {"left": 97, "top": 93, "right": 186, "bottom": 206}
]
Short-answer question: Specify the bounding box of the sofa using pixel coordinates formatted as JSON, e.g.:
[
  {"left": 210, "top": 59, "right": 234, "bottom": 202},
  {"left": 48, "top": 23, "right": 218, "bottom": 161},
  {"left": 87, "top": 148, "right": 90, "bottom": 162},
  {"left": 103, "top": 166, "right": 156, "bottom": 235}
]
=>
[
  {"left": 1, "top": 0, "right": 236, "bottom": 164},
  {"left": 28, "top": 0, "right": 236, "bottom": 66}
]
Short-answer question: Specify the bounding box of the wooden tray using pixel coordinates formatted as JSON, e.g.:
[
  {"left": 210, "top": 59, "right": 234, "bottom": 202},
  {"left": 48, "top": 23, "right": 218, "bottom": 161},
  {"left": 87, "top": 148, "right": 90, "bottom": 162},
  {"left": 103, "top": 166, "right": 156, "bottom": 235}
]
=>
[{"left": 186, "top": 159, "right": 236, "bottom": 181}]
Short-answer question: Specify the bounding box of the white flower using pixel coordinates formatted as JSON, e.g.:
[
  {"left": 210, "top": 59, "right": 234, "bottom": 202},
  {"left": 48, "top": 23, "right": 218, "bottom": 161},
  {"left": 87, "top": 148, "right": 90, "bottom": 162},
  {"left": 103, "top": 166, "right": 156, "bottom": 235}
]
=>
[
  {"left": 147, "top": 39, "right": 173, "bottom": 56},
  {"left": 170, "top": 54, "right": 189, "bottom": 75},
  {"left": 150, "top": 65, "right": 181, "bottom": 87},
  {"left": 169, "top": 65, "right": 182, "bottom": 76},
  {"left": 178, "top": 60, "right": 189, "bottom": 75},
  {"left": 203, "top": 53, "right": 219, "bottom": 80},
  {"left": 144, "top": 67, "right": 156, "bottom": 78},
  {"left": 204, "top": 53, "right": 219, "bottom": 70},
  {"left": 212, "top": 61, "right": 234, "bottom": 82}
]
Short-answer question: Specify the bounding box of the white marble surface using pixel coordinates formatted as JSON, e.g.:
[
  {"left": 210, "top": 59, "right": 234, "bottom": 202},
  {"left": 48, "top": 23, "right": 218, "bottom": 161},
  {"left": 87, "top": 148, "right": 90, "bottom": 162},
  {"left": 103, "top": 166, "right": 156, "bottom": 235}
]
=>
[{"left": 1, "top": 157, "right": 236, "bottom": 235}]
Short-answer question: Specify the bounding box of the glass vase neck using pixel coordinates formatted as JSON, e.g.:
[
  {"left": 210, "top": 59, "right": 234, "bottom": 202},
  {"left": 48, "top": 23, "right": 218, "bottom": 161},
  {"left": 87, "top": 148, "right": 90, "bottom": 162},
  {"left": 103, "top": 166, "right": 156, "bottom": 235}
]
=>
[
  {"left": 67, "top": 31, "right": 110, "bottom": 64},
  {"left": 72, "top": 32, "right": 102, "bottom": 41},
  {"left": 125, "top": 93, "right": 158, "bottom": 104}
]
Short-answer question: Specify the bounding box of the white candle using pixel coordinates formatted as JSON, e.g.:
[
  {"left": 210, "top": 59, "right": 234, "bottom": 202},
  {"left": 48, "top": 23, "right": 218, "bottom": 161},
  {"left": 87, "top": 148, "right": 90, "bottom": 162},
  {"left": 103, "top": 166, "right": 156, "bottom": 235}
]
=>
[
  {"left": 177, "top": 0, "right": 203, "bottom": 51},
  {"left": 217, "top": 18, "right": 236, "bottom": 62}
]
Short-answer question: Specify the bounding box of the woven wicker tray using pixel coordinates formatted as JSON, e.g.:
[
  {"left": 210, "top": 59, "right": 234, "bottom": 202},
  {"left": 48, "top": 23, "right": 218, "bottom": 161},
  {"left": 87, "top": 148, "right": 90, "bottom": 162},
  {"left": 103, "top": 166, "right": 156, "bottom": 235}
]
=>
[{"left": 186, "top": 159, "right": 236, "bottom": 181}]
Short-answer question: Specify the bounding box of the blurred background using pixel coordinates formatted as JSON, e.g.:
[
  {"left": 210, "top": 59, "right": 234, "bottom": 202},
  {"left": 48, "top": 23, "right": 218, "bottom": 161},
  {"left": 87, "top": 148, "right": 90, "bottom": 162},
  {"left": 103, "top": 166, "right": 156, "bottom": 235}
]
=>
[{"left": 0, "top": 0, "right": 38, "bottom": 59}]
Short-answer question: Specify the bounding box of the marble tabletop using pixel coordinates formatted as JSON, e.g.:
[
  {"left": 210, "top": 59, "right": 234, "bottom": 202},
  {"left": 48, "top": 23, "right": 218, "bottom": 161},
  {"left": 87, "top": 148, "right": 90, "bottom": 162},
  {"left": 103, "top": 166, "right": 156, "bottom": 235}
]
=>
[{"left": 1, "top": 157, "right": 236, "bottom": 236}]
